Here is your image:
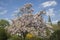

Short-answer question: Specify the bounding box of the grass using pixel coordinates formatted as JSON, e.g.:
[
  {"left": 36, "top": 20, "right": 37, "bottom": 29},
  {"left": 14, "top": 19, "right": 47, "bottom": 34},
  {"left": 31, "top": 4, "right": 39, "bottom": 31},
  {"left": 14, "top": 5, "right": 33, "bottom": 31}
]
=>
[{"left": 52, "top": 24, "right": 60, "bottom": 31}]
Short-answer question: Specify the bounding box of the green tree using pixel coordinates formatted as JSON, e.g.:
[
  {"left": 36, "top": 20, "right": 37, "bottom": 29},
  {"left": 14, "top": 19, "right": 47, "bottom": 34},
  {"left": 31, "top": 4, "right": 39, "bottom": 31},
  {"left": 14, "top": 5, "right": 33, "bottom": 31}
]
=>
[
  {"left": 0, "top": 27, "right": 8, "bottom": 40},
  {"left": 0, "top": 19, "right": 10, "bottom": 28},
  {"left": 49, "top": 30, "right": 60, "bottom": 40}
]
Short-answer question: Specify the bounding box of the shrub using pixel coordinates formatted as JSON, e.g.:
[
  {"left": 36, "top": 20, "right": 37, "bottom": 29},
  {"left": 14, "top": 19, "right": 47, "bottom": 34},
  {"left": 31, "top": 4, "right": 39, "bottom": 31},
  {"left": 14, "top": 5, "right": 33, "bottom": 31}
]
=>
[
  {"left": 0, "top": 27, "right": 8, "bottom": 40},
  {"left": 7, "top": 35, "right": 21, "bottom": 40},
  {"left": 49, "top": 30, "right": 60, "bottom": 40}
]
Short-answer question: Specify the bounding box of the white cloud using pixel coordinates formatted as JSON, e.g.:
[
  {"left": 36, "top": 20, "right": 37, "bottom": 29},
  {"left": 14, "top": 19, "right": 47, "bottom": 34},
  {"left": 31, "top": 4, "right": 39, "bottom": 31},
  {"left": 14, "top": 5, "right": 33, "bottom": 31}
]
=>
[
  {"left": 12, "top": 8, "right": 20, "bottom": 17},
  {"left": 41, "top": 1, "right": 57, "bottom": 7},
  {"left": 0, "top": 10, "right": 7, "bottom": 15},
  {"left": 0, "top": 7, "right": 7, "bottom": 15},
  {"left": 46, "top": 8, "right": 55, "bottom": 16},
  {"left": 12, "top": 10, "right": 20, "bottom": 17},
  {"left": 13, "top": 10, "right": 20, "bottom": 14},
  {"left": 52, "top": 20, "right": 58, "bottom": 24},
  {"left": 46, "top": 20, "right": 58, "bottom": 24}
]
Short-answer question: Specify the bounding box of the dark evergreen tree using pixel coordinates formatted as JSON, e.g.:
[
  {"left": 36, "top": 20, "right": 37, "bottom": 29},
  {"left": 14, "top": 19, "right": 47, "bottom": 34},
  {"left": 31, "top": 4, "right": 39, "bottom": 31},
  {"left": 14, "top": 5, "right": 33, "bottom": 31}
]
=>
[
  {"left": 48, "top": 16, "right": 52, "bottom": 25},
  {"left": 57, "top": 21, "right": 60, "bottom": 26}
]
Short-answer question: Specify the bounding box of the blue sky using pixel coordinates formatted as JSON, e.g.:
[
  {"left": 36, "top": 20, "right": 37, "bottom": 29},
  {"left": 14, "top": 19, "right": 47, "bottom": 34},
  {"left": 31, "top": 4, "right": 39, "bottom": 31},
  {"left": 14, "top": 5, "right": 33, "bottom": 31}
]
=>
[{"left": 0, "top": 0, "right": 60, "bottom": 23}]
